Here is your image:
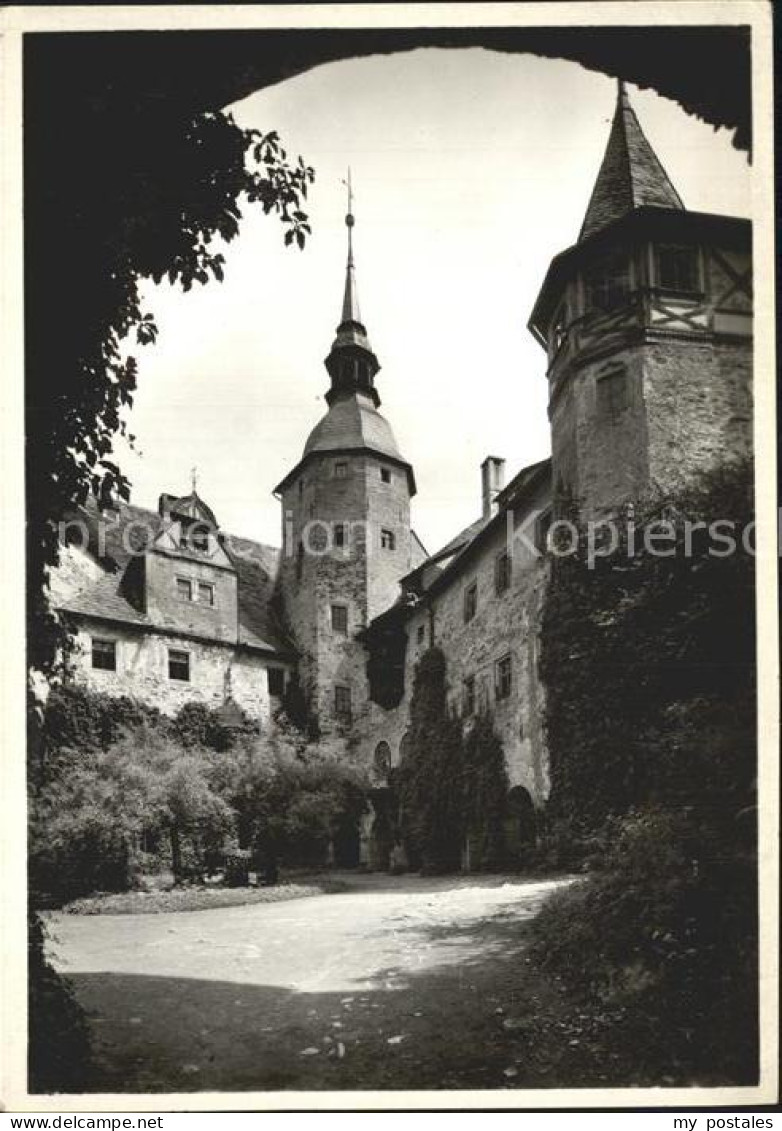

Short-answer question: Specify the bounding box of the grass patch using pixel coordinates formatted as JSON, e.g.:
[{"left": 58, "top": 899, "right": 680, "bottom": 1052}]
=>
[{"left": 63, "top": 879, "right": 349, "bottom": 916}]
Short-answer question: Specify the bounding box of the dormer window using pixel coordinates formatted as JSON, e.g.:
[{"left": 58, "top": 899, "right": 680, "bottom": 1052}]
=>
[
  {"left": 656, "top": 244, "right": 701, "bottom": 293},
  {"left": 584, "top": 250, "right": 630, "bottom": 314}
]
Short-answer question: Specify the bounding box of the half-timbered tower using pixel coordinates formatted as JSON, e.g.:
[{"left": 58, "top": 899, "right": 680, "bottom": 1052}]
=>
[{"left": 529, "top": 81, "right": 752, "bottom": 515}]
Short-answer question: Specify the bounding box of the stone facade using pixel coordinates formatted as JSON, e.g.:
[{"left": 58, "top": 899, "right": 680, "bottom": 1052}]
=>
[
  {"left": 354, "top": 465, "right": 551, "bottom": 810},
  {"left": 64, "top": 618, "right": 281, "bottom": 720},
  {"left": 51, "top": 499, "right": 293, "bottom": 723}
]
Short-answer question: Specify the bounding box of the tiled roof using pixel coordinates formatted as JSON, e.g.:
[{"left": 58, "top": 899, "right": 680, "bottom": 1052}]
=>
[
  {"left": 579, "top": 82, "right": 684, "bottom": 242},
  {"left": 57, "top": 498, "right": 292, "bottom": 656},
  {"left": 401, "top": 457, "right": 552, "bottom": 599}
]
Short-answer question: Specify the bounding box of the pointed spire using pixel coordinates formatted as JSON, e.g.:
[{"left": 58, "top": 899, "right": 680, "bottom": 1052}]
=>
[
  {"left": 324, "top": 173, "right": 381, "bottom": 407},
  {"left": 579, "top": 79, "right": 684, "bottom": 242}
]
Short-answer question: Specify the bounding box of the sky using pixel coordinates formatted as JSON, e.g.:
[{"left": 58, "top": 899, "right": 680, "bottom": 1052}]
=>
[{"left": 119, "top": 48, "right": 751, "bottom": 554}]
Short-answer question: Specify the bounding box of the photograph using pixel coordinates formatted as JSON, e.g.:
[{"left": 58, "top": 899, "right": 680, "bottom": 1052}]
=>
[{"left": 4, "top": 2, "right": 776, "bottom": 1113}]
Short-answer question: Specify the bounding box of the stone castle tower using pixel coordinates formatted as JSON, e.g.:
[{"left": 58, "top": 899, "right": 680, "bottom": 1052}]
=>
[
  {"left": 529, "top": 81, "right": 752, "bottom": 515},
  {"left": 274, "top": 190, "right": 420, "bottom": 731}
]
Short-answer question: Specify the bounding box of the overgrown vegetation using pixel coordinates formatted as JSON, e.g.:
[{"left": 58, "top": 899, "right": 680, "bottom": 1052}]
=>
[
  {"left": 397, "top": 648, "right": 510, "bottom": 874},
  {"left": 29, "top": 686, "right": 368, "bottom": 905},
  {"left": 533, "top": 461, "right": 757, "bottom": 1083}
]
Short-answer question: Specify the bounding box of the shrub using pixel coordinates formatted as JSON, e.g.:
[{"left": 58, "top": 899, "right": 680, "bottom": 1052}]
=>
[
  {"left": 530, "top": 809, "right": 758, "bottom": 1083},
  {"left": 29, "top": 725, "right": 235, "bottom": 900}
]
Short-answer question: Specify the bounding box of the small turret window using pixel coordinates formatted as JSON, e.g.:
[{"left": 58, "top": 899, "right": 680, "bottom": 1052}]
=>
[
  {"left": 584, "top": 250, "right": 630, "bottom": 313},
  {"left": 656, "top": 244, "right": 700, "bottom": 293},
  {"left": 380, "top": 528, "right": 396, "bottom": 551},
  {"left": 597, "top": 367, "right": 629, "bottom": 423},
  {"left": 331, "top": 604, "right": 348, "bottom": 634},
  {"left": 334, "top": 461, "right": 348, "bottom": 478},
  {"left": 381, "top": 467, "right": 392, "bottom": 484},
  {"left": 334, "top": 684, "right": 352, "bottom": 724}
]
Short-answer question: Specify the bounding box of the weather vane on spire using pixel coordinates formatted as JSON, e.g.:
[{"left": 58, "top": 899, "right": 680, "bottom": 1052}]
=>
[
  {"left": 190, "top": 466, "right": 198, "bottom": 495},
  {"left": 342, "top": 168, "right": 355, "bottom": 229}
]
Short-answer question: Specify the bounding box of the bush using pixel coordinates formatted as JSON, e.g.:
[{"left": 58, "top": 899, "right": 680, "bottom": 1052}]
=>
[
  {"left": 530, "top": 809, "right": 758, "bottom": 1082},
  {"left": 29, "top": 725, "right": 235, "bottom": 901},
  {"left": 463, "top": 713, "right": 509, "bottom": 871},
  {"left": 398, "top": 648, "right": 465, "bottom": 873}
]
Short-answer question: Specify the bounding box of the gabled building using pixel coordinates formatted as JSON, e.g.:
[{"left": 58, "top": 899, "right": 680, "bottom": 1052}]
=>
[{"left": 51, "top": 491, "right": 294, "bottom": 720}]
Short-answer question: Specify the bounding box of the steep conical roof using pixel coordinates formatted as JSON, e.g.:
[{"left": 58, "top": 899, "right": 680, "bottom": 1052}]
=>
[{"left": 579, "top": 81, "right": 684, "bottom": 242}]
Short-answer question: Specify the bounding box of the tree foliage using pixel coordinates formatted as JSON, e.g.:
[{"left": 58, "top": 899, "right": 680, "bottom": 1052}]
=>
[
  {"left": 540, "top": 460, "right": 756, "bottom": 836},
  {"left": 29, "top": 686, "right": 369, "bottom": 901},
  {"left": 532, "top": 461, "right": 758, "bottom": 1084},
  {"left": 462, "top": 713, "right": 509, "bottom": 871}
]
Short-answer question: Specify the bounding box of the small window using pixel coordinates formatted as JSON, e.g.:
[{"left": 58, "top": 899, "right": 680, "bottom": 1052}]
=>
[
  {"left": 334, "top": 523, "right": 346, "bottom": 549},
  {"left": 417, "top": 623, "right": 426, "bottom": 647},
  {"left": 298, "top": 479, "right": 304, "bottom": 497},
  {"left": 296, "top": 542, "right": 304, "bottom": 581},
  {"left": 190, "top": 527, "right": 210, "bottom": 553},
  {"left": 331, "top": 604, "right": 348, "bottom": 634},
  {"left": 267, "top": 668, "right": 285, "bottom": 698},
  {"left": 91, "top": 638, "right": 116, "bottom": 672},
  {"left": 463, "top": 675, "right": 476, "bottom": 717},
  {"left": 334, "top": 684, "right": 352, "bottom": 724},
  {"left": 584, "top": 251, "right": 630, "bottom": 313},
  {"left": 656, "top": 244, "right": 700, "bottom": 293},
  {"left": 464, "top": 581, "right": 478, "bottom": 623},
  {"left": 380, "top": 528, "right": 396, "bottom": 551},
  {"left": 597, "top": 368, "right": 629, "bottom": 423},
  {"left": 496, "top": 654, "right": 512, "bottom": 701},
  {"left": 197, "top": 581, "right": 215, "bottom": 607},
  {"left": 334, "top": 461, "right": 348, "bottom": 479},
  {"left": 374, "top": 741, "right": 392, "bottom": 775},
  {"left": 169, "top": 649, "right": 190, "bottom": 682},
  {"left": 176, "top": 577, "right": 193, "bottom": 602},
  {"left": 380, "top": 467, "right": 392, "bottom": 484},
  {"left": 495, "top": 550, "right": 511, "bottom": 594}
]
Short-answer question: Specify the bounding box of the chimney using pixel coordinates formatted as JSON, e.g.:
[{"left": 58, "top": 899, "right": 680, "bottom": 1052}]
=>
[{"left": 481, "top": 456, "right": 506, "bottom": 518}]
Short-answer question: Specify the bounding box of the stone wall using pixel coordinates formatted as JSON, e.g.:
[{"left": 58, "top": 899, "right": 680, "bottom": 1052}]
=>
[
  {"left": 278, "top": 450, "right": 415, "bottom": 732},
  {"left": 355, "top": 476, "right": 552, "bottom": 809},
  {"left": 145, "top": 548, "right": 239, "bottom": 645},
  {"left": 67, "top": 619, "right": 285, "bottom": 721}
]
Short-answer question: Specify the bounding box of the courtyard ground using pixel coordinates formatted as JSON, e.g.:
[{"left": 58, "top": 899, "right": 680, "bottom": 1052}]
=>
[{"left": 44, "top": 872, "right": 637, "bottom": 1094}]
